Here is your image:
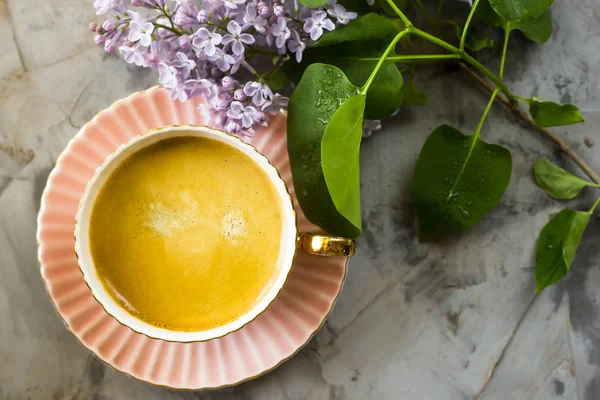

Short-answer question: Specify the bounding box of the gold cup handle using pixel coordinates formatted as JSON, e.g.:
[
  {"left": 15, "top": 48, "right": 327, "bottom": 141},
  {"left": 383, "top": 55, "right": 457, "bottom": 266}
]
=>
[{"left": 297, "top": 233, "right": 355, "bottom": 257}]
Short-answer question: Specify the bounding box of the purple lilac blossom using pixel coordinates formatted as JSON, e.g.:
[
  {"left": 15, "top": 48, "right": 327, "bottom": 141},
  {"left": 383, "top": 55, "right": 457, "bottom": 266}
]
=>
[
  {"left": 120, "top": 45, "right": 146, "bottom": 66},
  {"left": 273, "top": 3, "right": 285, "bottom": 17},
  {"left": 208, "top": 48, "right": 236, "bottom": 72},
  {"left": 127, "top": 11, "right": 154, "bottom": 46},
  {"left": 224, "top": 0, "right": 246, "bottom": 10},
  {"left": 158, "top": 62, "right": 179, "bottom": 89},
  {"left": 93, "top": 0, "right": 125, "bottom": 15},
  {"left": 327, "top": 4, "right": 357, "bottom": 25},
  {"left": 172, "top": 52, "right": 196, "bottom": 78},
  {"left": 362, "top": 119, "right": 382, "bottom": 138},
  {"left": 192, "top": 28, "right": 222, "bottom": 57},
  {"left": 92, "top": 0, "right": 363, "bottom": 136},
  {"left": 257, "top": 2, "right": 271, "bottom": 18},
  {"left": 173, "top": 0, "right": 199, "bottom": 29},
  {"left": 288, "top": 30, "right": 305, "bottom": 63},
  {"left": 227, "top": 101, "right": 260, "bottom": 128},
  {"left": 243, "top": 3, "right": 267, "bottom": 32},
  {"left": 271, "top": 17, "right": 291, "bottom": 50},
  {"left": 303, "top": 11, "right": 335, "bottom": 41},
  {"left": 222, "top": 21, "right": 255, "bottom": 56},
  {"left": 131, "top": 0, "right": 164, "bottom": 8}
]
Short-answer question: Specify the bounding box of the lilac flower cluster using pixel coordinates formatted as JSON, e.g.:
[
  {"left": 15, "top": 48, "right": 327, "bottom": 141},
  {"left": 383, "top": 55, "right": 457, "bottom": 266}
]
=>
[{"left": 91, "top": 0, "right": 358, "bottom": 136}]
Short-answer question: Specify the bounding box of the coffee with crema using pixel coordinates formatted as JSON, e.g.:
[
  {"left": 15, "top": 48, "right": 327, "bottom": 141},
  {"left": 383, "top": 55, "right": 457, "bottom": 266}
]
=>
[{"left": 89, "top": 136, "right": 284, "bottom": 332}]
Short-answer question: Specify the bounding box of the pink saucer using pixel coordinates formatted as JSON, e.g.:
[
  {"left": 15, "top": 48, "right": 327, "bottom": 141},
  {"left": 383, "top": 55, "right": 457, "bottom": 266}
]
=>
[{"left": 36, "top": 87, "right": 348, "bottom": 389}]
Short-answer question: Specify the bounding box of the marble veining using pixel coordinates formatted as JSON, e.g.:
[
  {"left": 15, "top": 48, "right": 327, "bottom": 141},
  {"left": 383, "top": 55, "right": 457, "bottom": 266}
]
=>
[{"left": 1, "top": 0, "right": 600, "bottom": 399}]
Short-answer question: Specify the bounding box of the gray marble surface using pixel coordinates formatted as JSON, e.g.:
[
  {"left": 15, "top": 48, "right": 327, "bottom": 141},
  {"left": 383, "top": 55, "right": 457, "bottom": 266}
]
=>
[{"left": 2, "top": 0, "right": 600, "bottom": 399}]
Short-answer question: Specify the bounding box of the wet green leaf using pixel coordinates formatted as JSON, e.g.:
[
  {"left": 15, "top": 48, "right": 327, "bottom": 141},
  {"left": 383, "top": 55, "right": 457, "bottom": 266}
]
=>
[
  {"left": 533, "top": 157, "right": 596, "bottom": 199},
  {"left": 412, "top": 125, "right": 512, "bottom": 241},
  {"left": 297, "top": 0, "right": 329, "bottom": 8},
  {"left": 528, "top": 98, "right": 584, "bottom": 127},
  {"left": 287, "top": 63, "right": 361, "bottom": 238},
  {"left": 489, "top": 0, "right": 553, "bottom": 22},
  {"left": 315, "top": 13, "right": 402, "bottom": 47},
  {"left": 476, "top": 0, "right": 508, "bottom": 28},
  {"left": 535, "top": 209, "right": 590, "bottom": 291},
  {"left": 477, "top": 1, "right": 552, "bottom": 43},
  {"left": 286, "top": 14, "right": 404, "bottom": 119},
  {"left": 321, "top": 94, "right": 366, "bottom": 230},
  {"left": 515, "top": 10, "right": 552, "bottom": 43}
]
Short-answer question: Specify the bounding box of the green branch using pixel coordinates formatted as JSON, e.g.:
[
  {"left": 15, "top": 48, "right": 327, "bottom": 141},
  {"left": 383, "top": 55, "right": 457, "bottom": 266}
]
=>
[
  {"left": 321, "top": 54, "right": 460, "bottom": 62},
  {"left": 382, "top": 0, "right": 518, "bottom": 103},
  {"left": 387, "top": 54, "right": 461, "bottom": 62},
  {"left": 590, "top": 196, "right": 600, "bottom": 214},
  {"left": 156, "top": 4, "right": 179, "bottom": 33},
  {"left": 460, "top": 0, "right": 481, "bottom": 52},
  {"left": 500, "top": 25, "right": 511, "bottom": 79},
  {"left": 474, "top": 29, "right": 508, "bottom": 137},
  {"left": 153, "top": 23, "right": 182, "bottom": 36},
  {"left": 408, "top": 27, "right": 517, "bottom": 102},
  {"left": 380, "top": 1, "right": 517, "bottom": 102},
  {"left": 362, "top": 29, "right": 410, "bottom": 93},
  {"left": 385, "top": 0, "right": 412, "bottom": 27},
  {"left": 446, "top": 87, "right": 500, "bottom": 202},
  {"left": 475, "top": 89, "right": 500, "bottom": 137}
]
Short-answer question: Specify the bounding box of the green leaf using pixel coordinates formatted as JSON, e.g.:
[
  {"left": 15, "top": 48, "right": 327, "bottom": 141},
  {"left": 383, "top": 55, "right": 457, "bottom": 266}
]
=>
[
  {"left": 338, "top": 0, "right": 373, "bottom": 13},
  {"left": 489, "top": 0, "right": 553, "bottom": 22},
  {"left": 321, "top": 94, "right": 366, "bottom": 230},
  {"left": 264, "top": 68, "right": 287, "bottom": 91},
  {"left": 515, "top": 9, "right": 552, "bottom": 43},
  {"left": 287, "top": 46, "right": 403, "bottom": 119},
  {"left": 314, "top": 13, "right": 401, "bottom": 47},
  {"left": 518, "top": 16, "right": 551, "bottom": 44},
  {"left": 297, "top": 0, "right": 329, "bottom": 8},
  {"left": 476, "top": 1, "right": 552, "bottom": 43},
  {"left": 403, "top": 80, "right": 429, "bottom": 106},
  {"left": 442, "top": 19, "right": 494, "bottom": 51},
  {"left": 476, "top": 0, "right": 508, "bottom": 28},
  {"left": 286, "top": 14, "right": 404, "bottom": 119},
  {"left": 466, "top": 35, "right": 495, "bottom": 51},
  {"left": 533, "top": 157, "right": 596, "bottom": 199},
  {"left": 528, "top": 98, "right": 584, "bottom": 127},
  {"left": 535, "top": 209, "right": 590, "bottom": 291},
  {"left": 412, "top": 125, "right": 512, "bottom": 241},
  {"left": 287, "top": 63, "right": 361, "bottom": 238}
]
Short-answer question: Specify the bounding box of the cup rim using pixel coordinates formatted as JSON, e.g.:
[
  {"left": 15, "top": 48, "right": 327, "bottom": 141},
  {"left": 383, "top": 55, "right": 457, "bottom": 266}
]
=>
[{"left": 74, "top": 124, "right": 298, "bottom": 343}]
